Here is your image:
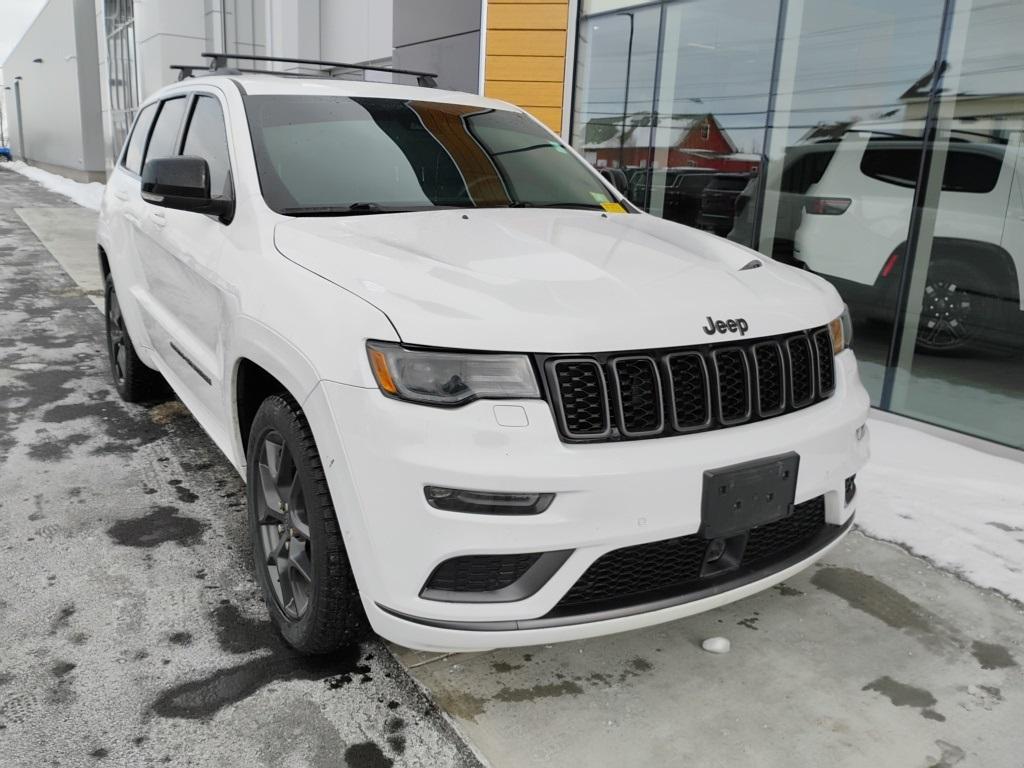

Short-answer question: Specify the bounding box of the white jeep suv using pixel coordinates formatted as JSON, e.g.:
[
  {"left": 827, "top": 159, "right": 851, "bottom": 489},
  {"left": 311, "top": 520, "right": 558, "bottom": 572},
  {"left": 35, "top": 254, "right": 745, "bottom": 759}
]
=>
[{"left": 97, "top": 67, "right": 870, "bottom": 653}]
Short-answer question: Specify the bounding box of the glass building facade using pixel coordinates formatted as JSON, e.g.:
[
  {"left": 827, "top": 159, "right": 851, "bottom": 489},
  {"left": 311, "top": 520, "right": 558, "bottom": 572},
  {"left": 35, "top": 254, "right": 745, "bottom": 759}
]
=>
[{"left": 571, "top": 0, "right": 1024, "bottom": 449}]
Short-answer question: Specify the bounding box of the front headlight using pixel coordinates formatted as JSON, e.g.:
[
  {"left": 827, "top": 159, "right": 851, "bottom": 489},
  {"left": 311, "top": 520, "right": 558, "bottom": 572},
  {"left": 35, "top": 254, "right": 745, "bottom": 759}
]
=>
[
  {"left": 829, "top": 304, "right": 854, "bottom": 354},
  {"left": 366, "top": 341, "right": 540, "bottom": 406}
]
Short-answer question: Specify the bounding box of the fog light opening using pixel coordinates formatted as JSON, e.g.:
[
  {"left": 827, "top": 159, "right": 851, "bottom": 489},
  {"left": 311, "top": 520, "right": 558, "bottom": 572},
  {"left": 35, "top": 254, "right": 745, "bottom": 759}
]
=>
[{"left": 424, "top": 486, "right": 555, "bottom": 515}]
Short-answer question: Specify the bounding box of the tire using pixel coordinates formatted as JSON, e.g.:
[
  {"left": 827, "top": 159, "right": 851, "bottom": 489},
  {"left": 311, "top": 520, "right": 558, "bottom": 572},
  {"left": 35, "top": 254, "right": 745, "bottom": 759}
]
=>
[
  {"left": 915, "top": 258, "right": 1000, "bottom": 354},
  {"left": 246, "top": 394, "right": 363, "bottom": 654},
  {"left": 105, "top": 273, "right": 166, "bottom": 402}
]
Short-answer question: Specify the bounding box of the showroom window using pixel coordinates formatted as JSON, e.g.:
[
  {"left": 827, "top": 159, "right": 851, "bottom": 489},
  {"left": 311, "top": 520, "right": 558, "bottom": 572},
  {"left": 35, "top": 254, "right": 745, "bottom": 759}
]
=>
[
  {"left": 104, "top": 0, "right": 140, "bottom": 163},
  {"left": 571, "top": 0, "right": 1024, "bottom": 449}
]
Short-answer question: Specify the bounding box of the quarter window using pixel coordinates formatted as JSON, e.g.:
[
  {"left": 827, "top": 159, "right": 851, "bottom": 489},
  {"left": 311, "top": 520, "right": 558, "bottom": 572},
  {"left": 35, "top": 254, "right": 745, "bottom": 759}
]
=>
[
  {"left": 182, "top": 96, "right": 233, "bottom": 200},
  {"left": 122, "top": 102, "right": 157, "bottom": 175},
  {"left": 860, "top": 134, "right": 1005, "bottom": 193}
]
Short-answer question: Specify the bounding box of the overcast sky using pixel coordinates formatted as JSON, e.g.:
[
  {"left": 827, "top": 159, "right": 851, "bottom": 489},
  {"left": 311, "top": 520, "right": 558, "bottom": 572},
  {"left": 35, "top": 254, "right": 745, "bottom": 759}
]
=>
[{"left": 1, "top": 0, "right": 47, "bottom": 67}]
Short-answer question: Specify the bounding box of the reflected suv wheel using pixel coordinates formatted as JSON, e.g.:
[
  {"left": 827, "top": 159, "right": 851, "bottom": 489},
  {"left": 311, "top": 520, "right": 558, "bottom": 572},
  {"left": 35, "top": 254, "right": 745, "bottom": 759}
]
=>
[
  {"left": 916, "top": 259, "right": 998, "bottom": 354},
  {"left": 247, "top": 394, "right": 363, "bottom": 653},
  {"left": 104, "top": 273, "right": 165, "bottom": 402}
]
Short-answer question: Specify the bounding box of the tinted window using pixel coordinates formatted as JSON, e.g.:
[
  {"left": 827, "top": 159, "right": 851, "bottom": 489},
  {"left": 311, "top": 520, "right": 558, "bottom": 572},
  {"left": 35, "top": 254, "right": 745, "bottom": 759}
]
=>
[
  {"left": 122, "top": 103, "right": 157, "bottom": 175},
  {"left": 182, "top": 96, "right": 233, "bottom": 199},
  {"left": 247, "top": 95, "right": 619, "bottom": 213},
  {"left": 942, "top": 144, "right": 1005, "bottom": 193},
  {"left": 860, "top": 134, "right": 1005, "bottom": 193},
  {"left": 859, "top": 137, "right": 921, "bottom": 188},
  {"left": 144, "top": 97, "right": 187, "bottom": 165}
]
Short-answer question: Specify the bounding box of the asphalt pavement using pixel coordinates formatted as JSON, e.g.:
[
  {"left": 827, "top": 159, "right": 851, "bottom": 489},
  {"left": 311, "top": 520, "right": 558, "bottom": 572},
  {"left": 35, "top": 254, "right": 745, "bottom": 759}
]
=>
[{"left": 0, "top": 169, "right": 483, "bottom": 767}]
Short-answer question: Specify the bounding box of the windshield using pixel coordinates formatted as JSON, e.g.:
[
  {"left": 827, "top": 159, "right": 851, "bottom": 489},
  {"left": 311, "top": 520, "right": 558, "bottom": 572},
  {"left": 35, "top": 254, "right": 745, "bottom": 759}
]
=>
[{"left": 245, "top": 95, "right": 624, "bottom": 214}]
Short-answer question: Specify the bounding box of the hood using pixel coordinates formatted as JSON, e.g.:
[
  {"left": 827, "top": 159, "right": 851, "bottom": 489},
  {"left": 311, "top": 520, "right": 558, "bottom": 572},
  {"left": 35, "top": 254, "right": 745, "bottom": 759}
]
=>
[{"left": 274, "top": 209, "right": 843, "bottom": 353}]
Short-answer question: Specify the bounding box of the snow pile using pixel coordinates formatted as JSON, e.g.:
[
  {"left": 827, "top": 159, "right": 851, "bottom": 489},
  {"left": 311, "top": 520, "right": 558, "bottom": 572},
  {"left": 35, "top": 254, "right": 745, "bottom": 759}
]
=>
[
  {"left": 858, "top": 418, "right": 1024, "bottom": 603},
  {"left": 2, "top": 160, "right": 105, "bottom": 210}
]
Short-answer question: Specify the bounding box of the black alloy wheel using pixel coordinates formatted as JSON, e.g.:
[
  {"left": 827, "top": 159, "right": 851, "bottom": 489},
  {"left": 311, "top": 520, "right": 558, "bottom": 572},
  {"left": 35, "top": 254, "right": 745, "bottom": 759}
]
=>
[
  {"left": 107, "top": 284, "right": 128, "bottom": 387},
  {"left": 916, "top": 259, "right": 997, "bottom": 354},
  {"left": 246, "top": 395, "right": 363, "bottom": 653},
  {"left": 104, "top": 273, "right": 165, "bottom": 402},
  {"left": 253, "top": 429, "right": 313, "bottom": 620}
]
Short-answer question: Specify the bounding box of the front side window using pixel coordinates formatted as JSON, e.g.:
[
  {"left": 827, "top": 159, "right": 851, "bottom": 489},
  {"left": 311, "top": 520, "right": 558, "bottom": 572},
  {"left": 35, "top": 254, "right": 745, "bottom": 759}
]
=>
[
  {"left": 245, "top": 96, "right": 621, "bottom": 214},
  {"left": 182, "top": 96, "right": 233, "bottom": 200},
  {"left": 122, "top": 102, "right": 156, "bottom": 175},
  {"left": 144, "top": 97, "right": 188, "bottom": 166}
]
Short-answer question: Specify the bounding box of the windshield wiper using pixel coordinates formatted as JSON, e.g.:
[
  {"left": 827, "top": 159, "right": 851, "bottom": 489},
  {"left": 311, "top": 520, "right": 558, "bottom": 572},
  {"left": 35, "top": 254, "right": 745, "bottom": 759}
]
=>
[
  {"left": 506, "top": 201, "right": 608, "bottom": 211},
  {"left": 280, "top": 202, "right": 463, "bottom": 217}
]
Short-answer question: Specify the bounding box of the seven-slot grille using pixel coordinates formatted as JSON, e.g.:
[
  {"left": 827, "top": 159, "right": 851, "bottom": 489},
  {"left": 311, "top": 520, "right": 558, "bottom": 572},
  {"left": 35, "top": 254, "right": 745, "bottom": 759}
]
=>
[{"left": 543, "top": 327, "right": 835, "bottom": 442}]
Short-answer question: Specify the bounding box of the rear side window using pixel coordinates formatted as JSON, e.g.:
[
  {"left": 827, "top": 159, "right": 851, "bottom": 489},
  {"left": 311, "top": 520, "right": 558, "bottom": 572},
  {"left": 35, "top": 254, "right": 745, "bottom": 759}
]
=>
[
  {"left": 182, "top": 96, "right": 233, "bottom": 200},
  {"left": 860, "top": 135, "right": 1005, "bottom": 193},
  {"left": 122, "top": 103, "right": 157, "bottom": 175},
  {"left": 144, "top": 97, "right": 188, "bottom": 165}
]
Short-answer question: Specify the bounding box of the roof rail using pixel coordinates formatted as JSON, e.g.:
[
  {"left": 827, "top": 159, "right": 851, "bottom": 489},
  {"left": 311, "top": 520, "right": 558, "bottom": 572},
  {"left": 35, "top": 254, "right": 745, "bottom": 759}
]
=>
[{"left": 173, "top": 52, "right": 438, "bottom": 88}]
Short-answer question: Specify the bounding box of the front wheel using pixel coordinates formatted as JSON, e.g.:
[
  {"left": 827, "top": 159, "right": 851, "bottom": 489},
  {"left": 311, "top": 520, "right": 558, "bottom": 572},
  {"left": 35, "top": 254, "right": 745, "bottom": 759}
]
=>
[{"left": 247, "top": 394, "right": 363, "bottom": 654}]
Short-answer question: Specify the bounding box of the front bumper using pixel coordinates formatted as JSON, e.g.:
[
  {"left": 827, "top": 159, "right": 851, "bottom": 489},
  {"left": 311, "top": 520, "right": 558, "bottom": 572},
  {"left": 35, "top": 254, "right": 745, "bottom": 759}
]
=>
[{"left": 306, "top": 350, "right": 870, "bottom": 651}]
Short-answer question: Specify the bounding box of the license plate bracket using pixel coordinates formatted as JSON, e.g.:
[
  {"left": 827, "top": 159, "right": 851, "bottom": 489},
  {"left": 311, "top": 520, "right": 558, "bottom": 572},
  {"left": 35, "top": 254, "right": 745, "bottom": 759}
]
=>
[{"left": 700, "top": 453, "right": 800, "bottom": 540}]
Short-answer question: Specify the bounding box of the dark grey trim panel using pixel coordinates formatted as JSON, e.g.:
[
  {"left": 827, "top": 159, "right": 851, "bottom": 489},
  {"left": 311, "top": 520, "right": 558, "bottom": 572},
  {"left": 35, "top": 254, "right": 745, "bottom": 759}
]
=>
[
  {"left": 420, "top": 550, "right": 573, "bottom": 604},
  {"left": 169, "top": 341, "right": 212, "bottom": 385},
  {"left": 378, "top": 515, "right": 853, "bottom": 632}
]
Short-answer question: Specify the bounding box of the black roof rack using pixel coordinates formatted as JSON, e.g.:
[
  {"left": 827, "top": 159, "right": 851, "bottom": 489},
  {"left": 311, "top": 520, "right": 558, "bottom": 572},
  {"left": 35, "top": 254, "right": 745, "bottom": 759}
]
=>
[{"left": 173, "top": 52, "right": 438, "bottom": 88}]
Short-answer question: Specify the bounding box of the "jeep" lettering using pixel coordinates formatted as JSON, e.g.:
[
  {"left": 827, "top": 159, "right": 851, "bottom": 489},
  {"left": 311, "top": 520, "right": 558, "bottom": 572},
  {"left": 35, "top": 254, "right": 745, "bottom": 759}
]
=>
[{"left": 702, "top": 316, "right": 749, "bottom": 336}]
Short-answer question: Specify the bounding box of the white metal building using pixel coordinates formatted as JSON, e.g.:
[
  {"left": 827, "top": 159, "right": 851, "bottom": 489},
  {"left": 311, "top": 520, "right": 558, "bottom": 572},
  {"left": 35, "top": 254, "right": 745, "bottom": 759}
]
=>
[{"left": 2, "top": 0, "right": 396, "bottom": 180}]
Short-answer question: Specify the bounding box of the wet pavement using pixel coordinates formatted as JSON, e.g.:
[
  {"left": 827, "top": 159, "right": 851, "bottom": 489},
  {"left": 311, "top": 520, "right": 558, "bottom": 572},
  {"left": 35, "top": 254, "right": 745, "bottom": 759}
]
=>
[
  {"left": 2, "top": 166, "right": 1023, "bottom": 768},
  {"left": 0, "top": 169, "right": 482, "bottom": 767}
]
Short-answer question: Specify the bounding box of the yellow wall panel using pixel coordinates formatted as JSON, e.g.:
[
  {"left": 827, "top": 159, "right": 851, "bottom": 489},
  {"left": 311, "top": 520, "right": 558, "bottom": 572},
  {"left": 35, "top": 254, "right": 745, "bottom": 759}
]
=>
[
  {"left": 488, "top": 4, "right": 568, "bottom": 30},
  {"left": 487, "top": 30, "right": 567, "bottom": 57},
  {"left": 522, "top": 107, "right": 562, "bottom": 132},
  {"left": 485, "top": 81, "right": 564, "bottom": 108},
  {"left": 485, "top": 55, "right": 564, "bottom": 82},
  {"left": 484, "top": 0, "right": 570, "bottom": 134}
]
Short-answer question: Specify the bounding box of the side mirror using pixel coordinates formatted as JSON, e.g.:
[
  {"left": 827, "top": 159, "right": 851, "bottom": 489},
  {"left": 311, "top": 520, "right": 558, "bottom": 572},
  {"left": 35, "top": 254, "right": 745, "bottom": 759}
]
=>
[{"left": 141, "top": 156, "right": 233, "bottom": 222}]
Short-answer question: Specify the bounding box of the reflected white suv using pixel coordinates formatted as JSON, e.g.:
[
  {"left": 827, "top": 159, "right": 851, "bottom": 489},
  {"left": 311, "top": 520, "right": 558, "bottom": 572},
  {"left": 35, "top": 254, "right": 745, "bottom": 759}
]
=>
[
  {"left": 795, "top": 122, "right": 1024, "bottom": 352},
  {"left": 97, "top": 70, "right": 869, "bottom": 653}
]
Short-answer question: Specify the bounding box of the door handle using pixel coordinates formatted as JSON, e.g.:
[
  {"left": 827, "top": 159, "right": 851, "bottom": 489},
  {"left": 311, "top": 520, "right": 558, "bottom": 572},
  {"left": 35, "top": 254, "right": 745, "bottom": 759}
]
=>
[
  {"left": 125, "top": 213, "right": 141, "bottom": 227},
  {"left": 150, "top": 212, "right": 167, "bottom": 228},
  {"left": 114, "top": 191, "right": 129, "bottom": 202}
]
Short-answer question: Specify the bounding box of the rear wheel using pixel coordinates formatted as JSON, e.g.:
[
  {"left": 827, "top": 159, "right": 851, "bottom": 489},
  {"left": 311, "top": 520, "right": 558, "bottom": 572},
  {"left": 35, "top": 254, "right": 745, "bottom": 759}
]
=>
[
  {"left": 915, "top": 259, "right": 999, "bottom": 354},
  {"left": 104, "top": 273, "right": 165, "bottom": 402},
  {"left": 247, "top": 394, "right": 363, "bottom": 653}
]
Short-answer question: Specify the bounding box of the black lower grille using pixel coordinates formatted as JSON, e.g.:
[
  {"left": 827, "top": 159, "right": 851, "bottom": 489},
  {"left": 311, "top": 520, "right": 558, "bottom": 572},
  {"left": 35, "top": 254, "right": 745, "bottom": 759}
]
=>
[
  {"left": 424, "top": 553, "right": 541, "bottom": 593},
  {"left": 555, "top": 496, "right": 828, "bottom": 612},
  {"left": 742, "top": 496, "right": 826, "bottom": 563},
  {"left": 542, "top": 326, "right": 833, "bottom": 443}
]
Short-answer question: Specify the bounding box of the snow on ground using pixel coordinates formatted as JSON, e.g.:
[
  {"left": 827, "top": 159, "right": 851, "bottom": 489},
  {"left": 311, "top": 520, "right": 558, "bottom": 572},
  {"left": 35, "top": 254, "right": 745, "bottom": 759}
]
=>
[
  {"left": 2, "top": 160, "right": 105, "bottom": 210},
  {"left": 859, "top": 417, "right": 1024, "bottom": 603}
]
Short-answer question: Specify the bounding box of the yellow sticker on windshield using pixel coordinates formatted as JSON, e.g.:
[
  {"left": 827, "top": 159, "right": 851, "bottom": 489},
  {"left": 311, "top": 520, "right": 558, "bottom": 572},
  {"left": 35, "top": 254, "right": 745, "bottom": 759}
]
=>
[{"left": 601, "top": 202, "right": 627, "bottom": 213}]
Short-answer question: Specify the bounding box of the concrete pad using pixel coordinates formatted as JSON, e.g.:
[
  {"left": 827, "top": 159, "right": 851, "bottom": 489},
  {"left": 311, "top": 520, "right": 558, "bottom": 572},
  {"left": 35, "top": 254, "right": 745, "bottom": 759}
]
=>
[
  {"left": 15, "top": 206, "right": 102, "bottom": 310},
  {"left": 400, "top": 531, "right": 1024, "bottom": 768}
]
